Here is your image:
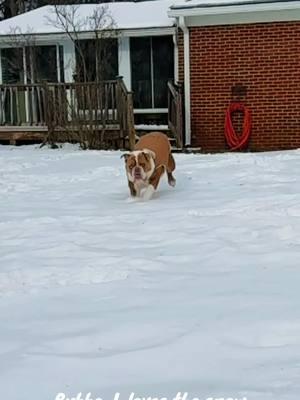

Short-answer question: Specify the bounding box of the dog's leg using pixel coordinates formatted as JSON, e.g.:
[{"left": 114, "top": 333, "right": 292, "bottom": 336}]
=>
[
  {"left": 150, "top": 165, "right": 165, "bottom": 190},
  {"left": 140, "top": 165, "right": 165, "bottom": 201},
  {"left": 167, "top": 153, "right": 176, "bottom": 187},
  {"left": 128, "top": 181, "right": 137, "bottom": 197},
  {"left": 140, "top": 185, "right": 155, "bottom": 201}
]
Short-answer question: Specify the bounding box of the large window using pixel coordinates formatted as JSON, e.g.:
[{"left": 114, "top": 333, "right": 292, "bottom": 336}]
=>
[
  {"left": 75, "top": 39, "right": 118, "bottom": 82},
  {"left": 2, "top": 48, "right": 24, "bottom": 84},
  {"left": 130, "top": 36, "right": 174, "bottom": 109},
  {"left": 26, "top": 45, "right": 60, "bottom": 83},
  {"left": 2, "top": 46, "right": 63, "bottom": 84}
]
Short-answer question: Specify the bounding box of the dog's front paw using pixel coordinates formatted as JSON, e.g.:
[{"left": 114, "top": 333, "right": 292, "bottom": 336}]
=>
[
  {"left": 169, "top": 177, "right": 176, "bottom": 187},
  {"left": 140, "top": 185, "right": 155, "bottom": 201}
]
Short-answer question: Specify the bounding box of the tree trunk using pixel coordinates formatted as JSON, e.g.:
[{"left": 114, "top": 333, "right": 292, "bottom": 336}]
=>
[{"left": 9, "top": 0, "right": 18, "bottom": 16}]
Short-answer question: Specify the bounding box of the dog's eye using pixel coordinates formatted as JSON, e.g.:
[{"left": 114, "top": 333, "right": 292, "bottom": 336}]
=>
[{"left": 140, "top": 163, "right": 145, "bottom": 168}]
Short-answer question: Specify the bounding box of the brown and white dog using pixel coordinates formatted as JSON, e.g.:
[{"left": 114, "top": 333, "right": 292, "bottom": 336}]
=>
[{"left": 122, "top": 132, "right": 176, "bottom": 200}]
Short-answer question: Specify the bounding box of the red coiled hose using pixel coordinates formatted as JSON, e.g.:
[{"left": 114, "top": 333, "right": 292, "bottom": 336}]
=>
[{"left": 224, "top": 102, "right": 251, "bottom": 151}]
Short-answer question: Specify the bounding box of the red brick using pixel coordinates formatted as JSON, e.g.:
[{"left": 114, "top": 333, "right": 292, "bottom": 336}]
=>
[{"left": 180, "top": 22, "right": 300, "bottom": 151}]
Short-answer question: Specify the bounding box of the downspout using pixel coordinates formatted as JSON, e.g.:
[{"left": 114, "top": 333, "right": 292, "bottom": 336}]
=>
[{"left": 178, "top": 16, "right": 191, "bottom": 146}]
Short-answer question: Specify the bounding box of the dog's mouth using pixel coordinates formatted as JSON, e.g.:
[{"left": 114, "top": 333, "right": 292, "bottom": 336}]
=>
[
  {"left": 134, "top": 173, "right": 143, "bottom": 180},
  {"left": 133, "top": 170, "right": 144, "bottom": 181}
]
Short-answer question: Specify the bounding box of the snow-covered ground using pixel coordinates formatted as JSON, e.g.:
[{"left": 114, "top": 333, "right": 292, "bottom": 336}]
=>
[{"left": 1, "top": 145, "right": 300, "bottom": 400}]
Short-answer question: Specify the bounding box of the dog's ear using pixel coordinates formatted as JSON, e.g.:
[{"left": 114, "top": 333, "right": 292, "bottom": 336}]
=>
[
  {"left": 121, "top": 153, "right": 130, "bottom": 161},
  {"left": 142, "top": 149, "right": 156, "bottom": 161}
]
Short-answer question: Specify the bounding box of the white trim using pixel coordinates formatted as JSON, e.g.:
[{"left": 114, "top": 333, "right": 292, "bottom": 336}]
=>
[
  {"left": 135, "top": 124, "right": 169, "bottom": 131},
  {"left": 22, "top": 47, "right": 27, "bottom": 84},
  {"left": 63, "top": 40, "right": 75, "bottom": 82},
  {"left": 120, "top": 27, "right": 175, "bottom": 37},
  {"left": 118, "top": 36, "right": 131, "bottom": 90},
  {"left": 0, "top": 28, "right": 176, "bottom": 48},
  {"left": 169, "top": 1, "right": 300, "bottom": 22},
  {"left": 134, "top": 108, "right": 168, "bottom": 114},
  {"left": 169, "top": 0, "right": 300, "bottom": 15},
  {"left": 179, "top": 16, "right": 191, "bottom": 146},
  {"left": 184, "top": 8, "right": 300, "bottom": 25}
]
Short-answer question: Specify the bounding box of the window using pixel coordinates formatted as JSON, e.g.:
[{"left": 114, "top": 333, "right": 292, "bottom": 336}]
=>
[
  {"left": 152, "top": 36, "right": 174, "bottom": 108},
  {"left": 26, "top": 45, "right": 59, "bottom": 83},
  {"left": 2, "top": 48, "right": 24, "bottom": 84},
  {"left": 130, "top": 36, "right": 174, "bottom": 109},
  {"left": 75, "top": 39, "right": 118, "bottom": 82},
  {"left": 2, "top": 46, "right": 63, "bottom": 84},
  {"left": 130, "top": 37, "right": 152, "bottom": 108}
]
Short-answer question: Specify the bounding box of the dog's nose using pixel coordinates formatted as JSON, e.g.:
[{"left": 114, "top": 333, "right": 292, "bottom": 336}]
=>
[{"left": 135, "top": 167, "right": 141, "bottom": 174}]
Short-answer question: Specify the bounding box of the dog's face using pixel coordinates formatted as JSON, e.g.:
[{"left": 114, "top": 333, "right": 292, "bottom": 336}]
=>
[{"left": 122, "top": 150, "right": 156, "bottom": 183}]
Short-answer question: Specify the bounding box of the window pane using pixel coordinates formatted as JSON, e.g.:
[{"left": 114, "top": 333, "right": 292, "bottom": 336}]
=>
[
  {"left": 28, "top": 46, "right": 57, "bottom": 83},
  {"left": 2, "top": 48, "right": 24, "bottom": 83},
  {"left": 76, "top": 40, "right": 95, "bottom": 81},
  {"left": 100, "top": 39, "right": 118, "bottom": 80},
  {"left": 130, "top": 37, "right": 152, "bottom": 108},
  {"left": 153, "top": 36, "right": 174, "bottom": 108},
  {"left": 75, "top": 39, "right": 118, "bottom": 82}
]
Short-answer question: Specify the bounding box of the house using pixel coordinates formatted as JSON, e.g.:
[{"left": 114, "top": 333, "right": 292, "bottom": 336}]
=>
[
  {"left": 0, "top": 0, "right": 179, "bottom": 147},
  {"left": 169, "top": 0, "right": 300, "bottom": 151},
  {"left": 1, "top": 0, "right": 300, "bottom": 151}
]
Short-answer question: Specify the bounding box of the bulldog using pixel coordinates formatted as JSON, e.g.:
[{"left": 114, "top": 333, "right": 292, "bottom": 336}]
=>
[{"left": 122, "top": 132, "right": 176, "bottom": 200}]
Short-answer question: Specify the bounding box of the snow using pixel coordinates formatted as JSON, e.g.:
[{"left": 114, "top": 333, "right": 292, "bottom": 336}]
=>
[
  {"left": 1, "top": 144, "right": 300, "bottom": 400},
  {"left": 1, "top": 0, "right": 299, "bottom": 36},
  {"left": 0, "top": 1, "right": 178, "bottom": 36}
]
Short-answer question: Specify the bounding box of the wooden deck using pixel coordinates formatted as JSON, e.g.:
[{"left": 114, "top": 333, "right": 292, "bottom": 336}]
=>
[
  {"left": 0, "top": 79, "right": 184, "bottom": 148},
  {"left": 0, "top": 126, "right": 123, "bottom": 144},
  {"left": 0, "top": 126, "right": 46, "bottom": 144}
]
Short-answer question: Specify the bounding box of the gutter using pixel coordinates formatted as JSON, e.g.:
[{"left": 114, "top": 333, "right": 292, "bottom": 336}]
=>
[
  {"left": 0, "top": 27, "right": 176, "bottom": 45},
  {"left": 171, "top": 0, "right": 300, "bottom": 10},
  {"left": 178, "top": 16, "right": 191, "bottom": 147},
  {"left": 169, "top": 0, "right": 300, "bottom": 16}
]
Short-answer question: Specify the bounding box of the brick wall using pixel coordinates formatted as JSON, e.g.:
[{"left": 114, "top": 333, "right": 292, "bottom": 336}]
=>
[{"left": 186, "top": 22, "right": 300, "bottom": 152}]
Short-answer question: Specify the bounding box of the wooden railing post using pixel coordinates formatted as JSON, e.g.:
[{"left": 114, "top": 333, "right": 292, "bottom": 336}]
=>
[
  {"left": 43, "top": 81, "right": 55, "bottom": 145},
  {"left": 167, "top": 80, "right": 184, "bottom": 149},
  {"left": 116, "top": 76, "right": 123, "bottom": 136},
  {"left": 177, "top": 83, "right": 183, "bottom": 149}
]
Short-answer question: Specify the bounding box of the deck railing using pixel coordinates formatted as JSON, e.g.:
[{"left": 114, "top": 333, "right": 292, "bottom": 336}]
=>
[
  {"left": 167, "top": 80, "right": 183, "bottom": 149},
  {"left": 0, "top": 78, "right": 136, "bottom": 149},
  {"left": 0, "top": 83, "right": 47, "bottom": 126}
]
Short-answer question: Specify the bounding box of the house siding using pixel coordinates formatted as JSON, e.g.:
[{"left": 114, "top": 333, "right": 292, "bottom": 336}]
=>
[{"left": 185, "top": 22, "right": 300, "bottom": 152}]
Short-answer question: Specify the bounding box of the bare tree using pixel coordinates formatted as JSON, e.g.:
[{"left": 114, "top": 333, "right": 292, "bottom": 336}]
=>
[
  {"left": 0, "top": 0, "right": 36, "bottom": 19},
  {"left": 43, "top": 4, "right": 120, "bottom": 149},
  {"left": 47, "top": 4, "right": 117, "bottom": 82}
]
